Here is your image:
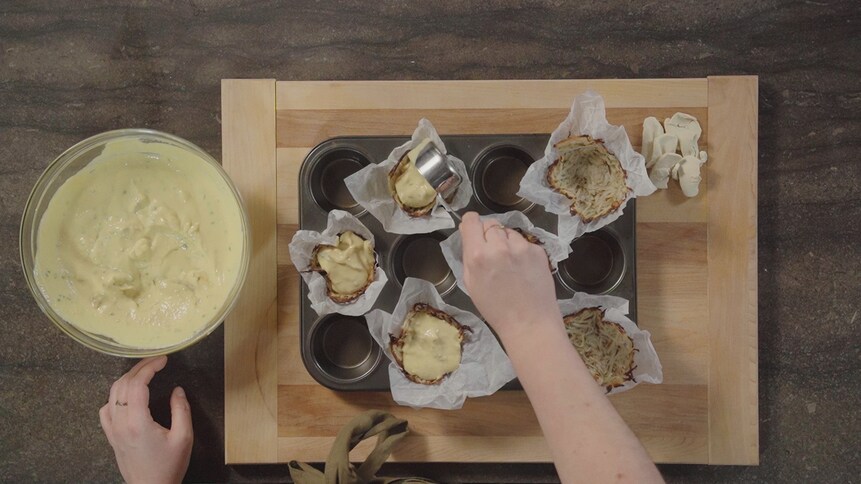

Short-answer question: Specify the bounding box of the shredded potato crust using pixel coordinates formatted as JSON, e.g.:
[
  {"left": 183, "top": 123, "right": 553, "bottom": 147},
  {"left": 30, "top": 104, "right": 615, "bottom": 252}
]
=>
[{"left": 563, "top": 307, "right": 637, "bottom": 392}]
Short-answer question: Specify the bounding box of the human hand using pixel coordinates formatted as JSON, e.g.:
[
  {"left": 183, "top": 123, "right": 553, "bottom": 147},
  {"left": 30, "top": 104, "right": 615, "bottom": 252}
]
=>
[
  {"left": 99, "top": 356, "right": 193, "bottom": 484},
  {"left": 459, "top": 212, "right": 564, "bottom": 343}
]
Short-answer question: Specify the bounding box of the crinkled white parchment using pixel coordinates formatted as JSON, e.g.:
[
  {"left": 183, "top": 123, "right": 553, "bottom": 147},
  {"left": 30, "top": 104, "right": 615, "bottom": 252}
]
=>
[
  {"left": 438, "top": 211, "right": 570, "bottom": 296},
  {"left": 517, "top": 91, "right": 656, "bottom": 244},
  {"left": 365, "top": 278, "right": 516, "bottom": 410},
  {"left": 558, "top": 292, "right": 663, "bottom": 395},
  {"left": 344, "top": 119, "right": 472, "bottom": 235},
  {"left": 288, "top": 210, "right": 388, "bottom": 317}
]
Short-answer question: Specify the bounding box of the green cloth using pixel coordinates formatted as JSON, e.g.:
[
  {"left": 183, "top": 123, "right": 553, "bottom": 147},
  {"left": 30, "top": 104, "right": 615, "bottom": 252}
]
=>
[{"left": 289, "top": 410, "right": 435, "bottom": 484}]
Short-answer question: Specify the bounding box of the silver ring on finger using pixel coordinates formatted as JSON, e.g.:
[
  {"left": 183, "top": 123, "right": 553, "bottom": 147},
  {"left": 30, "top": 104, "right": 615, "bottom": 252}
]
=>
[{"left": 483, "top": 224, "right": 508, "bottom": 237}]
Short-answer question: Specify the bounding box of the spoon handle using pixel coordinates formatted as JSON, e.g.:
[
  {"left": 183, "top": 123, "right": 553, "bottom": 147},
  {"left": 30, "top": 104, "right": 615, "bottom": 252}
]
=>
[
  {"left": 449, "top": 209, "right": 462, "bottom": 223},
  {"left": 438, "top": 194, "right": 462, "bottom": 223}
]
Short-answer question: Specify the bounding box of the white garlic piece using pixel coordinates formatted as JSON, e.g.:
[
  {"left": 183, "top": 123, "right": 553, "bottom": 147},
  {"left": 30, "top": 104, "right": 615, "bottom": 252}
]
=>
[
  {"left": 677, "top": 155, "right": 705, "bottom": 197},
  {"left": 642, "top": 116, "right": 664, "bottom": 168},
  {"left": 664, "top": 113, "right": 702, "bottom": 158},
  {"left": 649, "top": 152, "right": 683, "bottom": 189},
  {"left": 650, "top": 133, "right": 679, "bottom": 168}
]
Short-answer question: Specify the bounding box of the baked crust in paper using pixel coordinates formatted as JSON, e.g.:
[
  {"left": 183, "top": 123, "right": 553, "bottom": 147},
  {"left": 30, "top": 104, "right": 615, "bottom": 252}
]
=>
[
  {"left": 563, "top": 307, "right": 637, "bottom": 392},
  {"left": 390, "top": 303, "right": 471, "bottom": 385},
  {"left": 546, "top": 135, "right": 630, "bottom": 222},
  {"left": 310, "top": 231, "right": 377, "bottom": 304}
]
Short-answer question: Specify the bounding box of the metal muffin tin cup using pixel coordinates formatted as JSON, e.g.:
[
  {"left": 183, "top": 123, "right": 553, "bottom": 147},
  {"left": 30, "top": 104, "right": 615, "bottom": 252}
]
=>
[
  {"left": 472, "top": 144, "right": 536, "bottom": 213},
  {"left": 308, "top": 146, "right": 371, "bottom": 215},
  {"left": 305, "top": 314, "right": 383, "bottom": 386},
  {"left": 389, "top": 231, "right": 458, "bottom": 297},
  {"left": 557, "top": 228, "right": 626, "bottom": 294},
  {"left": 298, "top": 135, "right": 637, "bottom": 391}
]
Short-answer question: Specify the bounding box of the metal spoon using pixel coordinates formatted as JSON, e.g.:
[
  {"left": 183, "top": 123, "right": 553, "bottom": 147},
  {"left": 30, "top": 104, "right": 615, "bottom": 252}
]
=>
[{"left": 412, "top": 141, "right": 463, "bottom": 222}]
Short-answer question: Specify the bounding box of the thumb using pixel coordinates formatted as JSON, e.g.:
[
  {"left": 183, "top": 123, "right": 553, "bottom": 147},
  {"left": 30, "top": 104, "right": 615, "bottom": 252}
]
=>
[{"left": 169, "top": 386, "right": 193, "bottom": 443}]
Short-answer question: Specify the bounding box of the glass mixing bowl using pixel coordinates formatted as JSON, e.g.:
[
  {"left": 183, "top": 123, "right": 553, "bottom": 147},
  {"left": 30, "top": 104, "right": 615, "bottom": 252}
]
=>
[{"left": 20, "top": 129, "right": 250, "bottom": 357}]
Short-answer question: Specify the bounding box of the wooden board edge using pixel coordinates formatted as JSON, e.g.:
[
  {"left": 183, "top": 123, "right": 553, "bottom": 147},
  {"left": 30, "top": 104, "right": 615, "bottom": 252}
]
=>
[
  {"left": 222, "top": 79, "right": 280, "bottom": 464},
  {"left": 273, "top": 106, "right": 710, "bottom": 150},
  {"left": 276, "top": 78, "right": 709, "bottom": 110},
  {"left": 706, "top": 75, "right": 759, "bottom": 465},
  {"left": 276, "top": 435, "right": 708, "bottom": 464}
]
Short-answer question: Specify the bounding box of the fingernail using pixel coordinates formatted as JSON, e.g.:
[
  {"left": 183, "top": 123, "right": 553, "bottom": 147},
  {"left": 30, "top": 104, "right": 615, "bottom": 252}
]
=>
[{"left": 176, "top": 386, "right": 186, "bottom": 398}]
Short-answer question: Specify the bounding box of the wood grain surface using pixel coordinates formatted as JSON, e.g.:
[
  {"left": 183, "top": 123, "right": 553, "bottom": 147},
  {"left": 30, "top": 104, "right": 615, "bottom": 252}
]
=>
[
  {"left": 221, "top": 79, "right": 279, "bottom": 464},
  {"left": 706, "top": 76, "right": 760, "bottom": 464},
  {"left": 223, "top": 78, "right": 758, "bottom": 465},
  {"left": 275, "top": 108, "right": 708, "bottom": 149}
]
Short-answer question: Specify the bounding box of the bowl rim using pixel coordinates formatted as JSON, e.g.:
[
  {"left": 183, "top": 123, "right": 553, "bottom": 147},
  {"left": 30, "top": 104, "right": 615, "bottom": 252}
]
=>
[{"left": 19, "top": 128, "right": 251, "bottom": 357}]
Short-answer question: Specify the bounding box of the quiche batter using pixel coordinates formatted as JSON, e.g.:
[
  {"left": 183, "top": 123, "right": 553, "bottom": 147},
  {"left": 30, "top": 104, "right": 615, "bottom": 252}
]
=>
[
  {"left": 399, "top": 311, "right": 462, "bottom": 381},
  {"left": 314, "top": 231, "right": 375, "bottom": 295},
  {"left": 34, "top": 138, "right": 245, "bottom": 349},
  {"left": 393, "top": 138, "right": 437, "bottom": 208}
]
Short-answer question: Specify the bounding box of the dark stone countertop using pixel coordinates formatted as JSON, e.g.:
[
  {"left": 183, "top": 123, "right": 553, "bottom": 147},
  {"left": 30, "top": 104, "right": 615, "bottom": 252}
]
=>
[{"left": 1, "top": 1, "right": 858, "bottom": 482}]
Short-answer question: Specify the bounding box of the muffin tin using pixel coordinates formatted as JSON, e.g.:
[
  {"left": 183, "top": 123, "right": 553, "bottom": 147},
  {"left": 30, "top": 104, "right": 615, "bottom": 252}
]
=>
[{"left": 298, "top": 135, "right": 637, "bottom": 391}]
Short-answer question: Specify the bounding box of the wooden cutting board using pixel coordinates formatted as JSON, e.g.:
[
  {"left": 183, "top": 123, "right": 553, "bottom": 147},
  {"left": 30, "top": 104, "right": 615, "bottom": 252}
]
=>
[{"left": 221, "top": 77, "right": 758, "bottom": 465}]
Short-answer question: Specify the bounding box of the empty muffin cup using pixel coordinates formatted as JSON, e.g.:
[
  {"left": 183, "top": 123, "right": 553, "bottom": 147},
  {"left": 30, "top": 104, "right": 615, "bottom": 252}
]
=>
[
  {"left": 389, "top": 231, "right": 457, "bottom": 296},
  {"left": 557, "top": 229, "right": 625, "bottom": 294},
  {"left": 472, "top": 145, "right": 535, "bottom": 213},
  {"left": 308, "top": 314, "right": 382, "bottom": 383},
  {"left": 309, "top": 148, "right": 370, "bottom": 214}
]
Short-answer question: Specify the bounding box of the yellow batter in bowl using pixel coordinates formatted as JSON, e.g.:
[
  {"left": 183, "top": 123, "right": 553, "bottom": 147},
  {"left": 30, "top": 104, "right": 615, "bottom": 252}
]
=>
[{"left": 21, "top": 130, "right": 249, "bottom": 355}]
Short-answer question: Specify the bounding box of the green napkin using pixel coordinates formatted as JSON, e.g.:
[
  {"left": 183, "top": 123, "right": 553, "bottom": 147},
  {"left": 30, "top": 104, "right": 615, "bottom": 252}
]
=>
[{"left": 289, "top": 410, "right": 435, "bottom": 484}]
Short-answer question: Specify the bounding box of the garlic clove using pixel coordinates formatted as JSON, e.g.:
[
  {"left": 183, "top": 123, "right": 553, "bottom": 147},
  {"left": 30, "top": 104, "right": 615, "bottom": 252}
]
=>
[
  {"left": 664, "top": 112, "right": 702, "bottom": 158},
  {"left": 677, "top": 155, "right": 704, "bottom": 197},
  {"left": 642, "top": 116, "right": 664, "bottom": 168},
  {"left": 649, "top": 152, "right": 683, "bottom": 189},
  {"left": 650, "top": 133, "right": 679, "bottom": 167}
]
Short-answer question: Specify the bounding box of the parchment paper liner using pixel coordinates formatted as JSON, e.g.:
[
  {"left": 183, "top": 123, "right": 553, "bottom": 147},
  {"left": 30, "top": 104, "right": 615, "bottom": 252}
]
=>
[
  {"left": 517, "top": 91, "right": 656, "bottom": 243},
  {"left": 345, "top": 118, "right": 473, "bottom": 235},
  {"left": 288, "top": 210, "right": 388, "bottom": 317},
  {"left": 366, "top": 278, "right": 516, "bottom": 409},
  {"left": 558, "top": 292, "right": 662, "bottom": 395}
]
